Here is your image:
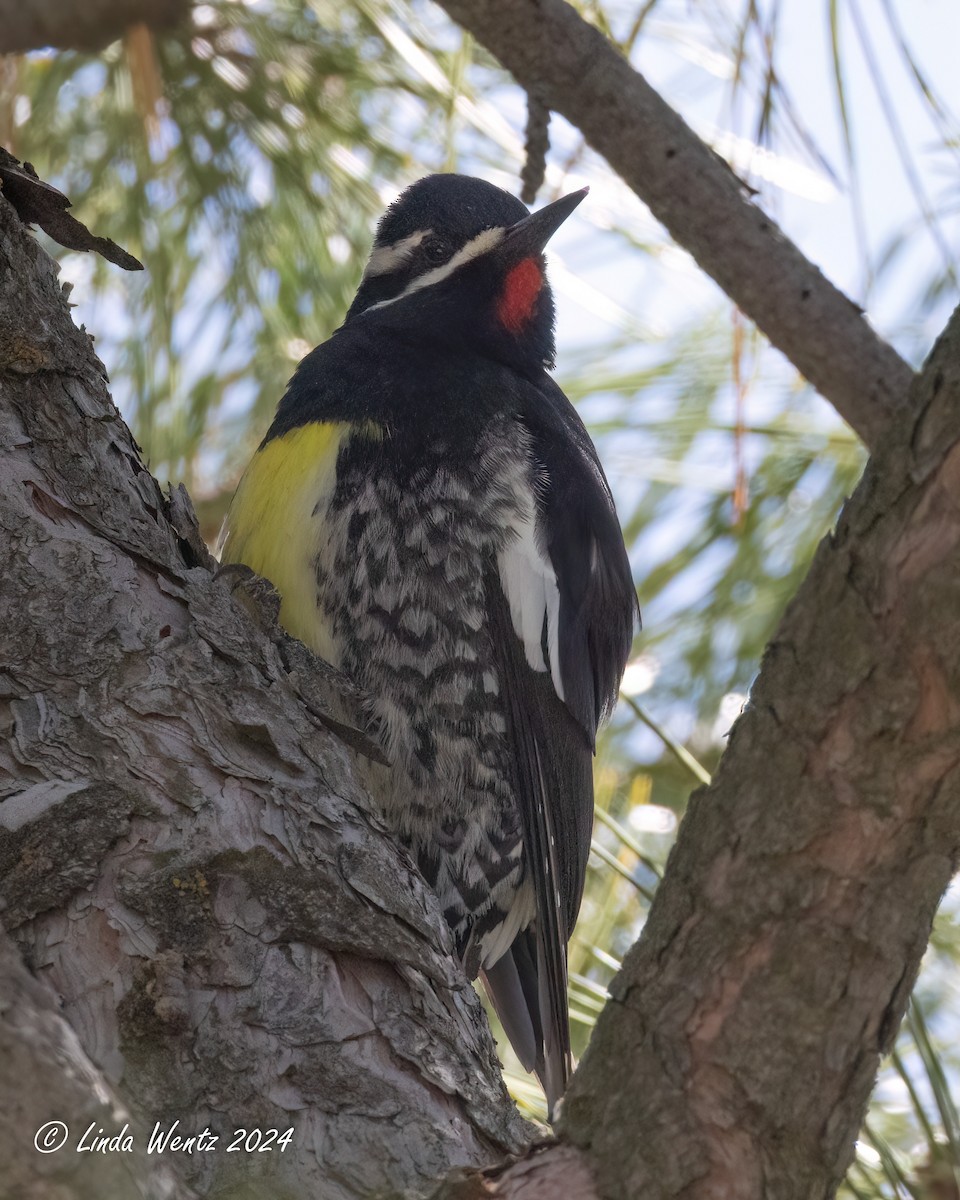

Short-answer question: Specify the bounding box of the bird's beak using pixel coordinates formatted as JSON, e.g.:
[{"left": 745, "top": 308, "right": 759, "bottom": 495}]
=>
[{"left": 501, "top": 187, "right": 589, "bottom": 259}]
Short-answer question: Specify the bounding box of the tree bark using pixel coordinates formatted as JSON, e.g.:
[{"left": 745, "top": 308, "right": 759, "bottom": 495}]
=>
[
  {"left": 559, "top": 310, "right": 960, "bottom": 1195},
  {"left": 0, "top": 193, "right": 529, "bottom": 1197},
  {"left": 0, "top": 0, "right": 189, "bottom": 54},
  {"left": 0, "top": 923, "right": 194, "bottom": 1199}
]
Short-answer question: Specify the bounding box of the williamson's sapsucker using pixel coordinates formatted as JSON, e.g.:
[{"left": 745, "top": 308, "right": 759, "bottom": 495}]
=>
[{"left": 220, "top": 174, "right": 639, "bottom": 1116}]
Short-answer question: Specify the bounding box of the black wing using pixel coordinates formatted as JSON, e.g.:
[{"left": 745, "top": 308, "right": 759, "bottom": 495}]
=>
[{"left": 481, "top": 378, "right": 637, "bottom": 1117}]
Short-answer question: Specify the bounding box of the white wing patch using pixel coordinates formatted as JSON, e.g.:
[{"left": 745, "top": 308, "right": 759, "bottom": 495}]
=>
[{"left": 498, "top": 503, "right": 564, "bottom": 702}]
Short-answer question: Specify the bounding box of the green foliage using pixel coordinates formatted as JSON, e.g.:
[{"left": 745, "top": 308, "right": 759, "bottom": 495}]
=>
[{"left": 16, "top": 0, "right": 472, "bottom": 493}]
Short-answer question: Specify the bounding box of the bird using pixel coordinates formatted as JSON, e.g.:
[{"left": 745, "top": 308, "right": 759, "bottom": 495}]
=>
[{"left": 219, "top": 173, "right": 638, "bottom": 1117}]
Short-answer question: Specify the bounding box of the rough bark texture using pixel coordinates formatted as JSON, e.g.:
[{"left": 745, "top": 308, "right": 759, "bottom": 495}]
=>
[
  {"left": 0, "top": 924, "right": 193, "bottom": 1200},
  {"left": 434, "top": 0, "right": 914, "bottom": 451},
  {"left": 0, "top": 0, "right": 189, "bottom": 53},
  {"left": 556, "top": 314, "right": 960, "bottom": 1196},
  {"left": 0, "top": 193, "right": 530, "bottom": 1197}
]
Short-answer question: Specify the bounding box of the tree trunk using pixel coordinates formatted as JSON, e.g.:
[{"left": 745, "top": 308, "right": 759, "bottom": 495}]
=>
[
  {"left": 560, "top": 311, "right": 960, "bottom": 1195},
  {"left": 0, "top": 193, "right": 529, "bottom": 1199},
  {"left": 0, "top": 922, "right": 193, "bottom": 1199}
]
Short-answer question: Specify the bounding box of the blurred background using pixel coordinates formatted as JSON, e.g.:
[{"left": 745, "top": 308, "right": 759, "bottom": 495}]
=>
[{"left": 5, "top": 0, "right": 960, "bottom": 1190}]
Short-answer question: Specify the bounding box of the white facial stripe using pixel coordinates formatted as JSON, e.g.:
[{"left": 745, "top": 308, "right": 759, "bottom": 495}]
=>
[
  {"left": 366, "top": 226, "right": 506, "bottom": 313},
  {"left": 362, "top": 230, "right": 429, "bottom": 280}
]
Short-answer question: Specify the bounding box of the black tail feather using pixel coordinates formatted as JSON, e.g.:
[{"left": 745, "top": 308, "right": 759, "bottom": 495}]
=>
[{"left": 481, "top": 927, "right": 569, "bottom": 1120}]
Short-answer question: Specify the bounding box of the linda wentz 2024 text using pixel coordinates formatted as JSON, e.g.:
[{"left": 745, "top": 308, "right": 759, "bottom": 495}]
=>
[{"left": 35, "top": 1119, "right": 295, "bottom": 1155}]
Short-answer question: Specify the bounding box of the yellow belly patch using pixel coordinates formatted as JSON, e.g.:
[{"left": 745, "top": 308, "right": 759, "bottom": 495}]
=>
[{"left": 218, "top": 421, "right": 380, "bottom": 662}]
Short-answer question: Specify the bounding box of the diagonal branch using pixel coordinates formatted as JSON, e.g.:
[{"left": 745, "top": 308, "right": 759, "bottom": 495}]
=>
[
  {"left": 0, "top": 0, "right": 188, "bottom": 53},
  {"left": 434, "top": 0, "right": 915, "bottom": 451}
]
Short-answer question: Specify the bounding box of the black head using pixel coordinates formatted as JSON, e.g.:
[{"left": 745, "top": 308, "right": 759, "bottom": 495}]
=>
[{"left": 344, "top": 174, "right": 587, "bottom": 372}]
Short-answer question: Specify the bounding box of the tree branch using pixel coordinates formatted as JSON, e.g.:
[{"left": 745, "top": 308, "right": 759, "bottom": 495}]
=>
[
  {"left": 0, "top": 0, "right": 188, "bottom": 53},
  {"left": 433, "top": 0, "right": 915, "bottom": 451}
]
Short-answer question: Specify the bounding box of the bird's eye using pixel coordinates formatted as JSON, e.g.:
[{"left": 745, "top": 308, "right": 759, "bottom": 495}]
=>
[{"left": 422, "top": 237, "right": 449, "bottom": 265}]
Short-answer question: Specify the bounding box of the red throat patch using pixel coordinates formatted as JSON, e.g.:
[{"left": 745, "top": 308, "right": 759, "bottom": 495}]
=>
[{"left": 496, "top": 257, "right": 543, "bottom": 333}]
